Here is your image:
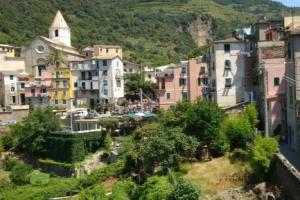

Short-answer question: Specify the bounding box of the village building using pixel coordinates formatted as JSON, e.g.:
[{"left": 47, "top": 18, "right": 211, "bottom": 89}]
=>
[
  {"left": 208, "top": 37, "right": 253, "bottom": 108},
  {"left": 21, "top": 10, "right": 81, "bottom": 77},
  {"left": 156, "top": 58, "right": 208, "bottom": 109},
  {"left": 70, "top": 56, "right": 124, "bottom": 108}
]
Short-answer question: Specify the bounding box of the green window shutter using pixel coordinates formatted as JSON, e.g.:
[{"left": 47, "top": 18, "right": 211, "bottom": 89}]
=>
[
  {"left": 181, "top": 67, "right": 187, "bottom": 73},
  {"left": 182, "top": 92, "right": 188, "bottom": 100},
  {"left": 274, "top": 77, "right": 280, "bottom": 86},
  {"left": 166, "top": 93, "right": 171, "bottom": 100}
]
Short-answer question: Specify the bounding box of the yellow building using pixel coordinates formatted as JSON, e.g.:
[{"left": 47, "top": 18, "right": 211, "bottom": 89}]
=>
[
  {"left": 0, "top": 44, "right": 21, "bottom": 57},
  {"left": 50, "top": 67, "right": 74, "bottom": 107}
]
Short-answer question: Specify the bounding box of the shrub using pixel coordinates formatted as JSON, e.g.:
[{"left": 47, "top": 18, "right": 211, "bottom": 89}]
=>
[
  {"left": 136, "top": 176, "right": 173, "bottom": 200},
  {"left": 110, "top": 180, "right": 136, "bottom": 200},
  {"left": 249, "top": 135, "right": 278, "bottom": 181},
  {"left": 9, "top": 163, "right": 32, "bottom": 185},
  {"left": 4, "top": 157, "right": 21, "bottom": 171},
  {"left": 79, "top": 160, "right": 125, "bottom": 188},
  {"left": 78, "top": 185, "right": 108, "bottom": 200},
  {"left": 1, "top": 135, "right": 15, "bottom": 151},
  {"left": 30, "top": 170, "right": 50, "bottom": 186},
  {"left": 221, "top": 116, "right": 255, "bottom": 150},
  {"left": 169, "top": 180, "right": 199, "bottom": 200}
]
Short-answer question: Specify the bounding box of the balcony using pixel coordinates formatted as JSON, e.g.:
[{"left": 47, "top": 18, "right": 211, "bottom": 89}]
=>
[{"left": 156, "top": 68, "right": 174, "bottom": 78}]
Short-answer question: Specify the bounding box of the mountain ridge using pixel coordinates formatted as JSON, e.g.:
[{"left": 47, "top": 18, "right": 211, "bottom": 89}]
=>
[{"left": 0, "top": 0, "right": 287, "bottom": 66}]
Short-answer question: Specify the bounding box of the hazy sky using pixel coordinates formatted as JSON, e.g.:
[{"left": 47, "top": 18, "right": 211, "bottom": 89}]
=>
[{"left": 273, "top": 0, "right": 300, "bottom": 7}]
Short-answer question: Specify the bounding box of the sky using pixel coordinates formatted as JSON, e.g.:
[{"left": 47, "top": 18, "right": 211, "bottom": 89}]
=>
[{"left": 273, "top": 0, "right": 300, "bottom": 7}]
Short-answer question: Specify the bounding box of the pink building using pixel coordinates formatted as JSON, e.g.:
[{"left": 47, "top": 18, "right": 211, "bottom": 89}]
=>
[
  {"left": 25, "top": 70, "right": 52, "bottom": 107},
  {"left": 258, "top": 27, "right": 286, "bottom": 135},
  {"left": 264, "top": 58, "right": 286, "bottom": 135},
  {"left": 157, "top": 58, "right": 208, "bottom": 109}
]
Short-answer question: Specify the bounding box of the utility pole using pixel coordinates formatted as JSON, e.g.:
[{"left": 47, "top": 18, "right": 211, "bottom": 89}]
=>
[
  {"left": 140, "top": 88, "right": 143, "bottom": 113},
  {"left": 262, "top": 65, "right": 269, "bottom": 137}
]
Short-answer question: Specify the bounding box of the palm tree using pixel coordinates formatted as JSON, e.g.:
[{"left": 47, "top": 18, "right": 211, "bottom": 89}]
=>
[{"left": 46, "top": 48, "right": 67, "bottom": 68}]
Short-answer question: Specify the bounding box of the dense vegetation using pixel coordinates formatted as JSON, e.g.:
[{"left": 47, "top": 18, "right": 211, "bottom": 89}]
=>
[
  {"left": 0, "top": 0, "right": 287, "bottom": 66},
  {"left": 0, "top": 101, "right": 279, "bottom": 199}
]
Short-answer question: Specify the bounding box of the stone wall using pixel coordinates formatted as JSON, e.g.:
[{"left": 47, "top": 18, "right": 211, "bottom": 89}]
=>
[{"left": 272, "top": 153, "right": 300, "bottom": 200}]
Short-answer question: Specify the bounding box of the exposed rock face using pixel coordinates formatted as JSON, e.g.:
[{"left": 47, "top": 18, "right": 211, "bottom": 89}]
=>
[{"left": 188, "top": 17, "right": 212, "bottom": 47}]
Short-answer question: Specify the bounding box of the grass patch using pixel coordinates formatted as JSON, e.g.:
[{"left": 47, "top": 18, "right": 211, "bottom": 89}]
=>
[
  {"left": 182, "top": 155, "right": 252, "bottom": 195},
  {"left": 0, "top": 177, "right": 79, "bottom": 200}
]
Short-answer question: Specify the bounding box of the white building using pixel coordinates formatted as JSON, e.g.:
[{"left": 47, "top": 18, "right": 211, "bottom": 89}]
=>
[
  {"left": 0, "top": 71, "right": 28, "bottom": 107},
  {"left": 209, "top": 38, "right": 252, "bottom": 108},
  {"left": 70, "top": 56, "right": 124, "bottom": 108}
]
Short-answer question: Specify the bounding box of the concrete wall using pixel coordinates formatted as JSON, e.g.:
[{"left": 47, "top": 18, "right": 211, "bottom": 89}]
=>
[
  {"left": 272, "top": 154, "right": 300, "bottom": 200},
  {"left": 0, "top": 108, "right": 29, "bottom": 122}
]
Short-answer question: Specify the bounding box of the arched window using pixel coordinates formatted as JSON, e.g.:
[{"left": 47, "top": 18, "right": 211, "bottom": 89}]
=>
[
  {"left": 55, "top": 29, "right": 59, "bottom": 37},
  {"left": 225, "top": 60, "right": 231, "bottom": 70}
]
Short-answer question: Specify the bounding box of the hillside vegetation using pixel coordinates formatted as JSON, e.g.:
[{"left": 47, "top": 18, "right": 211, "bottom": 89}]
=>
[{"left": 0, "top": 0, "right": 286, "bottom": 66}]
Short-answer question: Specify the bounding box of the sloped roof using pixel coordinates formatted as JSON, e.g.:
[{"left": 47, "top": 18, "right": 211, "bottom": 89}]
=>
[
  {"left": 214, "top": 37, "right": 243, "bottom": 44},
  {"left": 50, "top": 10, "right": 69, "bottom": 29}
]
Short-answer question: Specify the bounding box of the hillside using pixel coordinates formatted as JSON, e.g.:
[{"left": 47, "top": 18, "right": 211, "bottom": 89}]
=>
[{"left": 0, "top": 0, "right": 287, "bottom": 66}]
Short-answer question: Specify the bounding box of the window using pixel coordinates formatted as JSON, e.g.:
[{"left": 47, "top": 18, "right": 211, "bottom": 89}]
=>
[
  {"left": 20, "top": 83, "right": 25, "bottom": 89},
  {"left": 63, "top": 99, "right": 67, "bottom": 105},
  {"left": 31, "top": 89, "right": 35, "bottom": 96},
  {"left": 274, "top": 77, "right": 280, "bottom": 86},
  {"left": 166, "top": 92, "right": 171, "bottom": 100},
  {"left": 148, "top": 75, "right": 152, "bottom": 79},
  {"left": 161, "top": 78, "right": 165, "bottom": 89},
  {"left": 88, "top": 71, "right": 92, "bottom": 80},
  {"left": 225, "top": 78, "right": 232, "bottom": 88},
  {"left": 212, "top": 61, "right": 215, "bottom": 71},
  {"left": 287, "top": 42, "right": 292, "bottom": 60},
  {"left": 11, "top": 84, "right": 15, "bottom": 92},
  {"left": 74, "top": 82, "right": 78, "bottom": 88},
  {"left": 38, "top": 65, "right": 45, "bottom": 76},
  {"left": 129, "top": 69, "right": 133, "bottom": 73},
  {"left": 198, "top": 77, "right": 208, "bottom": 86},
  {"left": 55, "top": 99, "right": 59, "bottom": 104},
  {"left": 63, "top": 90, "right": 67, "bottom": 96},
  {"left": 39, "top": 98, "right": 43, "bottom": 104},
  {"left": 116, "top": 48, "right": 119, "bottom": 53},
  {"left": 81, "top": 72, "right": 86, "bottom": 80},
  {"left": 104, "top": 89, "right": 108, "bottom": 95},
  {"left": 124, "top": 69, "right": 127, "bottom": 72},
  {"left": 56, "top": 71, "right": 60, "bottom": 78},
  {"left": 56, "top": 80, "right": 59, "bottom": 88},
  {"left": 181, "top": 67, "right": 187, "bottom": 74},
  {"left": 63, "top": 80, "right": 68, "bottom": 88},
  {"left": 42, "top": 88, "right": 47, "bottom": 93},
  {"left": 106, "top": 48, "right": 109, "bottom": 53},
  {"left": 90, "top": 82, "right": 93, "bottom": 89},
  {"left": 55, "top": 30, "right": 59, "bottom": 37},
  {"left": 182, "top": 92, "right": 188, "bottom": 100},
  {"left": 10, "top": 96, "right": 16, "bottom": 104},
  {"left": 179, "top": 78, "right": 186, "bottom": 86},
  {"left": 289, "top": 86, "right": 294, "bottom": 105},
  {"left": 55, "top": 89, "right": 58, "bottom": 96},
  {"left": 103, "top": 80, "right": 108, "bottom": 86},
  {"left": 224, "top": 44, "right": 231, "bottom": 53},
  {"left": 10, "top": 75, "right": 14, "bottom": 80},
  {"left": 103, "top": 70, "right": 108, "bottom": 76},
  {"left": 82, "top": 82, "right": 86, "bottom": 89},
  {"left": 116, "top": 79, "right": 121, "bottom": 87},
  {"left": 103, "top": 60, "right": 108, "bottom": 66},
  {"left": 200, "top": 66, "right": 206, "bottom": 74},
  {"left": 225, "top": 60, "right": 231, "bottom": 70}
]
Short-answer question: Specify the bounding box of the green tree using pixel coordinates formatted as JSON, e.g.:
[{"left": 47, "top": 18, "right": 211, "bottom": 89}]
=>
[
  {"left": 1, "top": 135, "right": 15, "bottom": 151},
  {"left": 169, "top": 180, "right": 199, "bottom": 200},
  {"left": 46, "top": 49, "right": 67, "bottom": 68},
  {"left": 221, "top": 116, "right": 255, "bottom": 150},
  {"left": 249, "top": 135, "right": 278, "bottom": 180},
  {"left": 10, "top": 108, "right": 62, "bottom": 155},
  {"left": 243, "top": 103, "right": 259, "bottom": 130},
  {"left": 9, "top": 163, "right": 32, "bottom": 185},
  {"left": 125, "top": 73, "right": 156, "bottom": 99},
  {"left": 134, "top": 123, "right": 198, "bottom": 174},
  {"left": 161, "top": 100, "right": 226, "bottom": 155}
]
